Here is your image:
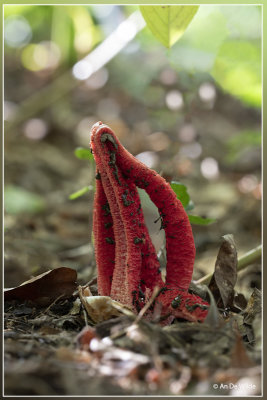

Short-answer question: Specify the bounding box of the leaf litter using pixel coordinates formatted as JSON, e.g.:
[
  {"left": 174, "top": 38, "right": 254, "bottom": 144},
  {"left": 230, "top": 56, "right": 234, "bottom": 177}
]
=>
[
  {"left": 208, "top": 234, "right": 238, "bottom": 310},
  {"left": 4, "top": 238, "right": 262, "bottom": 396}
]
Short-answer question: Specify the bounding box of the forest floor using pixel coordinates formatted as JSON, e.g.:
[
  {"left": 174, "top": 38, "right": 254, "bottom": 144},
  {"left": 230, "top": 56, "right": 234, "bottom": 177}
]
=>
[
  {"left": 4, "top": 275, "right": 262, "bottom": 396},
  {"left": 4, "top": 78, "right": 262, "bottom": 396}
]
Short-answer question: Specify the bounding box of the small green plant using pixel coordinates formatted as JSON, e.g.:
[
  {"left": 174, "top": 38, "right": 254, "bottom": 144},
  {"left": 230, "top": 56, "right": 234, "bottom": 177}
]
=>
[{"left": 68, "top": 147, "right": 95, "bottom": 200}]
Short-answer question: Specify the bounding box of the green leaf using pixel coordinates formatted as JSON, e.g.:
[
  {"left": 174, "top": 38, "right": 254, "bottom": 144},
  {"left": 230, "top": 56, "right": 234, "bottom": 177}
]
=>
[
  {"left": 211, "top": 40, "right": 261, "bottom": 108},
  {"left": 169, "top": 9, "right": 228, "bottom": 72},
  {"left": 140, "top": 5, "right": 199, "bottom": 48},
  {"left": 218, "top": 5, "right": 261, "bottom": 40},
  {"left": 170, "top": 182, "right": 215, "bottom": 225},
  {"left": 188, "top": 215, "right": 216, "bottom": 225},
  {"left": 74, "top": 147, "right": 94, "bottom": 162},
  {"left": 185, "top": 199, "right": 195, "bottom": 212},
  {"left": 170, "top": 181, "right": 190, "bottom": 208},
  {"left": 4, "top": 185, "right": 45, "bottom": 215},
  {"left": 69, "top": 185, "right": 93, "bottom": 200}
]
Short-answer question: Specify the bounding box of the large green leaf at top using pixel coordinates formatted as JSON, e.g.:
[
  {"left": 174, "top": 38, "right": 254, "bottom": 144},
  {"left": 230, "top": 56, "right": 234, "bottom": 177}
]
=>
[
  {"left": 140, "top": 5, "right": 199, "bottom": 48},
  {"left": 211, "top": 40, "right": 261, "bottom": 108}
]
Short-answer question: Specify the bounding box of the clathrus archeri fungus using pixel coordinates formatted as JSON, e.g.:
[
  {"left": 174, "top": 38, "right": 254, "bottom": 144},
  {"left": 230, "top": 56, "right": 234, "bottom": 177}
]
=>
[{"left": 90, "top": 122, "right": 209, "bottom": 325}]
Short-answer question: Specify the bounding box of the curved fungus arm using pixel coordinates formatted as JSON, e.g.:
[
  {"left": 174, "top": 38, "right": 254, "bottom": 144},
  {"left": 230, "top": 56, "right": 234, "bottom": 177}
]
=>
[
  {"left": 90, "top": 121, "right": 208, "bottom": 323},
  {"left": 93, "top": 176, "right": 115, "bottom": 296},
  {"left": 91, "top": 122, "right": 195, "bottom": 291},
  {"left": 91, "top": 123, "right": 163, "bottom": 310}
]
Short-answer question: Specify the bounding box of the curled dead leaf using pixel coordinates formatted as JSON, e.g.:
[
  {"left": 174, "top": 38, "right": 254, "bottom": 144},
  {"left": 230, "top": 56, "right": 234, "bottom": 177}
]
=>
[
  {"left": 78, "top": 285, "right": 134, "bottom": 324},
  {"left": 4, "top": 267, "right": 77, "bottom": 306},
  {"left": 243, "top": 288, "right": 261, "bottom": 325},
  {"left": 208, "top": 235, "right": 238, "bottom": 309}
]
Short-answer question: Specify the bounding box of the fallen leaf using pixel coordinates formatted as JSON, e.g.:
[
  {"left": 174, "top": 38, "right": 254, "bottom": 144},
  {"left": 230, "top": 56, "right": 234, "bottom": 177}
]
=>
[
  {"left": 70, "top": 298, "right": 82, "bottom": 315},
  {"left": 38, "top": 326, "right": 62, "bottom": 335},
  {"left": 202, "top": 286, "right": 220, "bottom": 328},
  {"left": 56, "top": 346, "right": 92, "bottom": 363},
  {"left": 233, "top": 292, "right": 248, "bottom": 311},
  {"left": 78, "top": 285, "right": 134, "bottom": 324},
  {"left": 76, "top": 326, "right": 97, "bottom": 349},
  {"left": 208, "top": 235, "right": 238, "bottom": 309},
  {"left": 243, "top": 288, "right": 261, "bottom": 325},
  {"left": 4, "top": 267, "right": 77, "bottom": 306},
  {"left": 230, "top": 332, "right": 255, "bottom": 368}
]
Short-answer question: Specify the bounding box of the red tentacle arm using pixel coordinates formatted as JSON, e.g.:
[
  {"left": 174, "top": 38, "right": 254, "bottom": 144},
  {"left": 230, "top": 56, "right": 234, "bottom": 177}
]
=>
[
  {"left": 91, "top": 124, "right": 162, "bottom": 310},
  {"left": 157, "top": 288, "right": 209, "bottom": 325},
  {"left": 90, "top": 122, "right": 209, "bottom": 323},
  {"left": 91, "top": 122, "right": 195, "bottom": 291},
  {"left": 93, "top": 176, "right": 115, "bottom": 296}
]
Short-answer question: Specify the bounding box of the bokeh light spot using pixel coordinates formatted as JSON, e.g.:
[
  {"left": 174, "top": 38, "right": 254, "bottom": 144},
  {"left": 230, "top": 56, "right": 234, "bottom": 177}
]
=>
[
  {"left": 198, "top": 82, "right": 216, "bottom": 103},
  {"left": 116, "top": 20, "right": 137, "bottom": 43},
  {"left": 200, "top": 157, "right": 219, "bottom": 179},
  {"left": 92, "top": 5, "right": 115, "bottom": 19},
  {"left": 76, "top": 116, "right": 97, "bottom": 146},
  {"left": 21, "top": 41, "right": 61, "bottom": 71},
  {"left": 180, "top": 142, "right": 202, "bottom": 159},
  {"left": 33, "top": 41, "right": 61, "bottom": 70},
  {"left": 237, "top": 174, "right": 258, "bottom": 193},
  {"left": 135, "top": 151, "right": 159, "bottom": 169},
  {"left": 72, "top": 60, "right": 93, "bottom": 80},
  {"left": 74, "top": 31, "right": 93, "bottom": 54},
  {"left": 5, "top": 15, "right": 32, "bottom": 48},
  {"left": 159, "top": 68, "right": 177, "bottom": 85},
  {"left": 4, "top": 101, "right": 18, "bottom": 121},
  {"left": 23, "top": 118, "right": 48, "bottom": 140},
  {"left": 178, "top": 124, "right": 197, "bottom": 143},
  {"left": 147, "top": 132, "right": 171, "bottom": 152},
  {"left": 165, "top": 90, "right": 184, "bottom": 110},
  {"left": 85, "top": 68, "right": 109, "bottom": 90}
]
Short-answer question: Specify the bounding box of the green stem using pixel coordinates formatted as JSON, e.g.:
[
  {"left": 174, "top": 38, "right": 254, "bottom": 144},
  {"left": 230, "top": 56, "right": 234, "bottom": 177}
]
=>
[{"left": 195, "top": 244, "right": 262, "bottom": 286}]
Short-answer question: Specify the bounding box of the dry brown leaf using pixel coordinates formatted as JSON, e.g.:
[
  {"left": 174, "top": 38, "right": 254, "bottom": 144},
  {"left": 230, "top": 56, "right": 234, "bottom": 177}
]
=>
[
  {"left": 243, "top": 288, "right": 261, "bottom": 325},
  {"left": 4, "top": 267, "right": 77, "bottom": 306},
  {"left": 78, "top": 285, "right": 134, "bottom": 324},
  {"left": 76, "top": 326, "right": 97, "bottom": 350},
  {"left": 208, "top": 235, "right": 238, "bottom": 309},
  {"left": 230, "top": 332, "right": 255, "bottom": 369}
]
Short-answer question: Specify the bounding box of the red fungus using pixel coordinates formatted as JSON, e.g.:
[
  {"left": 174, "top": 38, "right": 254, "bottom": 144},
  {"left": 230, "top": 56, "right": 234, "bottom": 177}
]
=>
[
  {"left": 91, "top": 124, "right": 162, "bottom": 310},
  {"left": 93, "top": 177, "right": 115, "bottom": 296},
  {"left": 90, "top": 122, "right": 209, "bottom": 323}
]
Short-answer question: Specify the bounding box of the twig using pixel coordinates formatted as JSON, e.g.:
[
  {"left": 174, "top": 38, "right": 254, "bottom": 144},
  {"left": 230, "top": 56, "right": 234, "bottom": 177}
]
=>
[
  {"left": 134, "top": 286, "right": 162, "bottom": 324},
  {"left": 44, "top": 294, "right": 65, "bottom": 314},
  {"left": 195, "top": 244, "right": 262, "bottom": 285},
  {"left": 108, "top": 287, "right": 162, "bottom": 341}
]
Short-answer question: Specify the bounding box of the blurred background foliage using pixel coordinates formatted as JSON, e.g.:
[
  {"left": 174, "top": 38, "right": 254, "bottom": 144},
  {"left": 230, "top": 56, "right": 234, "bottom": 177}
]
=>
[{"left": 4, "top": 5, "right": 261, "bottom": 292}]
